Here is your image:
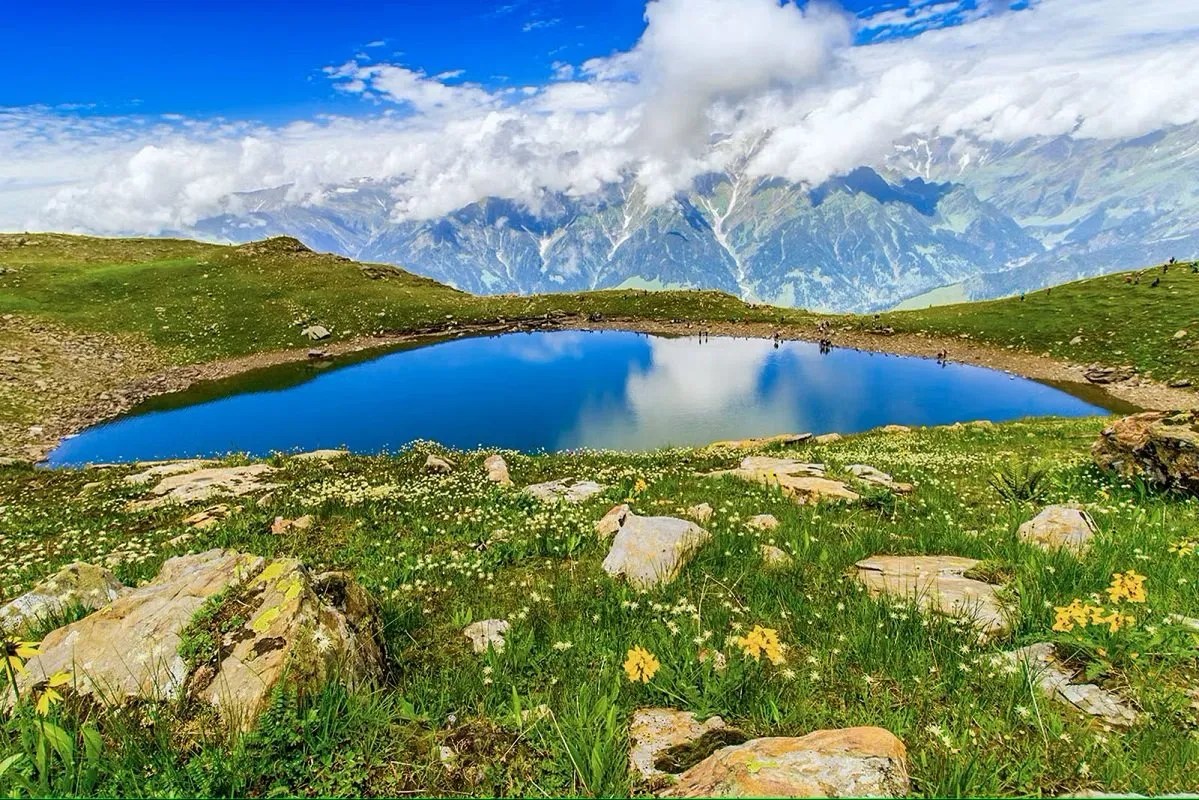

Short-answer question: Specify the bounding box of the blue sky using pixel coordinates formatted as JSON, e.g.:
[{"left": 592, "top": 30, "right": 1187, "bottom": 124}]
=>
[{"left": 4, "top": 0, "right": 987, "bottom": 120}]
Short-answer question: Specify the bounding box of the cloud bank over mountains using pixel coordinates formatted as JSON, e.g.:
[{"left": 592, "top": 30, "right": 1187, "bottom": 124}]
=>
[{"left": 2, "top": 0, "right": 1198, "bottom": 235}]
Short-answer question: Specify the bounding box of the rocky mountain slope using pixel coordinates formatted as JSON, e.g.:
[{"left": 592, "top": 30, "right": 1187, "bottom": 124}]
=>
[{"left": 194, "top": 126, "right": 1199, "bottom": 312}]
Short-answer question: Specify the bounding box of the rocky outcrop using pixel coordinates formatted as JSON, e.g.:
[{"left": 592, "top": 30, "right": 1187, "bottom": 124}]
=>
[
  {"left": 997, "top": 643, "right": 1138, "bottom": 727},
  {"left": 11, "top": 550, "right": 383, "bottom": 730},
  {"left": 484, "top": 454, "right": 513, "bottom": 486},
  {"left": 710, "top": 458, "right": 860, "bottom": 505},
  {"left": 524, "top": 479, "right": 604, "bottom": 503},
  {"left": 131, "top": 464, "right": 280, "bottom": 509},
  {"left": 463, "top": 619, "right": 509, "bottom": 654},
  {"left": 602, "top": 513, "right": 711, "bottom": 590},
  {"left": 124, "top": 459, "right": 215, "bottom": 485},
  {"left": 663, "top": 727, "right": 910, "bottom": 798},
  {"left": 1092, "top": 411, "right": 1199, "bottom": 496},
  {"left": 0, "top": 562, "right": 125, "bottom": 634},
  {"left": 424, "top": 454, "right": 455, "bottom": 474},
  {"left": 1017, "top": 506, "right": 1098, "bottom": 553},
  {"left": 854, "top": 555, "right": 1012, "bottom": 638}
]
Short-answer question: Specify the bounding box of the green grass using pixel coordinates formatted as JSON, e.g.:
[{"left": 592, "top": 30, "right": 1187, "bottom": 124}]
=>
[
  {"left": 2, "top": 419, "right": 1197, "bottom": 796},
  {"left": 879, "top": 264, "right": 1199, "bottom": 385}
]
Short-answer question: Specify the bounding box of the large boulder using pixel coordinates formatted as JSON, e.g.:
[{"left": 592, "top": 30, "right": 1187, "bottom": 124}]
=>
[
  {"left": 0, "top": 562, "right": 125, "bottom": 634},
  {"left": 602, "top": 513, "right": 711, "bottom": 590},
  {"left": 1017, "top": 506, "right": 1098, "bottom": 553},
  {"left": 1092, "top": 411, "right": 1199, "bottom": 496},
  {"left": 663, "top": 727, "right": 910, "bottom": 798},
  {"left": 11, "top": 550, "right": 383, "bottom": 730},
  {"left": 629, "top": 708, "right": 740, "bottom": 782},
  {"left": 854, "top": 555, "right": 1012, "bottom": 638},
  {"left": 132, "top": 464, "right": 281, "bottom": 509}
]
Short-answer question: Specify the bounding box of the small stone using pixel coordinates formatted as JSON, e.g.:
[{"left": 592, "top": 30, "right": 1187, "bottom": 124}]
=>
[
  {"left": 463, "top": 619, "right": 510, "bottom": 654},
  {"left": 687, "top": 503, "right": 714, "bottom": 523},
  {"left": 813, "top": 433, "right": 842, "bottom": 444},
  {"left": 524, "top": 479, "right": 604, "bottom": 503},
  {"left": 271, "top": 515, "right": 314, "bottom": 535},
  {"left": 293, "top": 449, "right": 349, "bottom": 461},
  {"left": 1070, "top": 335, "right": 1084, "bottom": 345},
  {"left": 424, "top": 454, "right": 455, "bottom": 474},
  {"left": 1017, "top": 505, "right": 1097, "bottom": 553},
  {"left": 746, "top": 514, "right": 780, "bottom": 531},
  {"left": 847, "top": 464, "right": 915, "bottom": 494},
  {"left": 1174, "top": 330, "right": 1188, "bottom": 340},
  {"left": 759, "top": 544, "right": 793, "bottom": 568},
  {"left": 182, "top": 504, "right": 230, "bottom": 529},
  {"left": 484, "top": 454, "right": 513, "bottom": 486},
  {"left": 301, "top": 325, "right": 331, "bottom": 341},
  {"left": 879, "top": 424, "right": 912, "bottom": 434}
]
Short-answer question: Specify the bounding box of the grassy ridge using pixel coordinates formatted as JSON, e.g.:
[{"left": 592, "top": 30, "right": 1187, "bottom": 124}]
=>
[
  {"left": 2, "top": 419, "right": 1197, "bottom": 795},
  {"left": 881, "top": 264, "right": 1199, "bottom": 385}
]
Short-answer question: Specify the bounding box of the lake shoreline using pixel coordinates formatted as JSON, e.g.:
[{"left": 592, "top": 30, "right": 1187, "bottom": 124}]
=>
[{"left": 17, "top": 313, "right": 1199, "bottom": 463}]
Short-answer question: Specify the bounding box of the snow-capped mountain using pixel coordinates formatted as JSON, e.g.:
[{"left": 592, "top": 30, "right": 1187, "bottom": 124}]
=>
[{"left": 195, "top": 125, "right": 1199, "bottom": 312}]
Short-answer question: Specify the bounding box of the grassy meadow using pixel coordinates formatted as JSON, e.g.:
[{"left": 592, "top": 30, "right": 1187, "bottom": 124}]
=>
[{"left": 2, "top": 418, "right": 1198, "bottom": 796}]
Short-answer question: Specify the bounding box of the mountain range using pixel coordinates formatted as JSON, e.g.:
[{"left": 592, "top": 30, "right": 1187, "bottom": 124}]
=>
[{"left": 194, "top": 125, "right": 1199, "bottom": 312}]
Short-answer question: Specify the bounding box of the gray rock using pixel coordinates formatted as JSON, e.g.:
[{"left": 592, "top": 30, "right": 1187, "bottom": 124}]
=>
[
  {"left": 132, "top": 464, "right": 280, "bottom": 509},
  {"left": 854, "top": 555, "right": 1012, "bottom": 638},
  {"left": 759, "top": 545, "right": 794, "bottom": 568},
  {"left": 602, "top": 513, "right": 711, "bottom": 590},
  {"left": 523, "top": 479, "right": 604, "bottom": 503},
  {"left": 746, "top": 514, "right": 780, "bottom": 531},
  {"left": 463, "top": 619, "right": 510, "bottom": 653},
  {"left": 629, "top": 707, "right": 731, "bottom": 781},
  {"left": 424, "top": 454, "right": 455, "bottom": 474},
  {"left": 997, "top": 643, "right": 1139, "bottom": 727},
  {"left": 301, "top": 325, "right": 331, "bottom": 341}
]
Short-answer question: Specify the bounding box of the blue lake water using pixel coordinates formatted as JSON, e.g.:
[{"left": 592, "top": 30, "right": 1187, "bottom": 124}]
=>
[{"left": 46, "top": 330, "right": 1119, "bottom": 465}]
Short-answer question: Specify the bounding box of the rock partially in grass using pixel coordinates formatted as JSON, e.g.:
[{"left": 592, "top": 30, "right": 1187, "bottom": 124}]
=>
[
  {"left": 1092, "top": 411, "right": 1199, "bottom": 496},
  {"left": 463, "top": 619, "right": 510, "bottom": 653},
  {"left": 687, "top": 502, "right": 714, "bottom": 523},
  {"left": 629, "top": 708, "right": 740, "bottom": 782},
  {"left": 132, "top": 464, "right": 281, "bottom": 509},
  {"left": 879, "top": 424, "right": 912, "bottom": 434},
  {"left": 854, "top": 555, "right": 1012, "bottom": 638},
  {"left": 524, "top": 479, "right": 604, "bottom": 503},
  {"left": 747, "top": 513, "right": 780, "bottom": 531},
  {"left": 1084, "top": 364, "right": 1136, "bottom": 384},
  {"left": 847, "top": 464, "right": 915, "bottom": 494},
  {"left": 182, "top": 504, "right": 230, "bottom": 529},
  {"left": 0, "top": 562, "right": 125, "bottom": 634},
  {"left": 710, "top": 458, "right": 860, "bottom": 505},
  {"left": 271, "top": 515, "right": 314, "bottom": 535},
  {"left": 293, "top": 449, "right": 349, "bottom": 461},
  {"left": 425, "top": 454, "right": 455, "bottom": 474},
  {"left": 759, "top": 544, "right": 794, "bottom": 568},
  {"left": 997, "top": 643, "right": 1139, "bottom": 727},
  {"left": 1017, "top": 505, "right": 1097, "bottom": 553},
  {"left": 301, "top": 325, "right": 330, "bottom": 341},
  {"left": 663, "top": 727, "right": 910, "bottom": 798},
  {"left": 602, "top": 513, "right": 711, "bottom": 590},
  {"left": 707, "top": 433, "right": 811, "bottom": 451},
  {"left": 124, "top": 459, "right": 215, "bottom": 485},
  {"left": 813, "top": 433, "right": 842, "bottom": 444},
  {"left": 595, "top": 503, "right": 630, "bottom": 538},
  {"left": 484, "top": 454, "right": 513, "bottom": 486}
]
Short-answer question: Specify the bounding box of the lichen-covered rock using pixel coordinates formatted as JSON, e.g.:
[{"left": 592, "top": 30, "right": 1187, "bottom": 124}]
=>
[
  {"left": 997, "top": 643, "right": 1138, "bottom": 727},
  {"left": 629, "top": 708, "right": 737, "bottom": 782},
  {"left": 1017, "top": 506, "right": 1098, "bottom": 553},
  {"left": 854, "top": 555, "right": 1012, "bottom": 638},
  {"left": 132, "top": 464, "right": 280, "bottom": 509},
  {"left": 463, "top": 619, "right": 510, "bottom": 653},
  {"left": 484, "top": 454, "right": 513, "bottom": 486},
  {"left": 523, "top": 479, "right": 604, "bottom": 503},
  {"left": 663, "top": 727, "right": 910, "bottom": 798},
  {"left": 1092, "top": 411, "right": 1199, "bottom": 496},
  {"left": 602, "top": 513, "right": 711, "bottom": 590},
  {"left": 12, "top": 550, "right": 264, "bottom": 706},
  {"left": 0, "top": 562, "right": 125, "bottom": 634},
  {"left": 10, "top": 550, "right": 383, "bottom": 731}
]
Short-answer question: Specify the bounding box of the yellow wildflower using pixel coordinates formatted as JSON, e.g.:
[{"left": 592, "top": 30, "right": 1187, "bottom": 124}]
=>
[
  {"left": 633, "top": 478, "right": 648, "bottom": 494},
  {"left": 1106, "top": 570, "right": 1147, "bottom": 604},
  {"left": 1052, "top": 599, "right": 1092, "bottom": 633},
  {"left": 735, "top": 625, "right": 786, "bottom": 665},
  {"left": 623, "top": 646, "right": 660, "bottom": 683},
  {"left": 35, "top": 670, "right": 72, "bottom": 717},
  {"left": 1169, "top": 540, "right": 1195, "bottom": 557},
  {"left": 2, "top": 640, "right": 39, "bottom": 675}
]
